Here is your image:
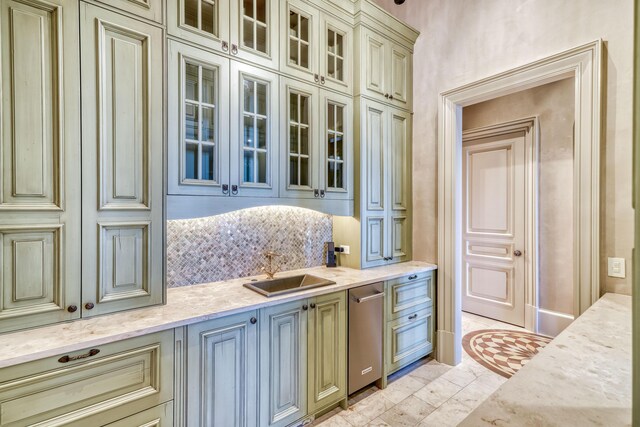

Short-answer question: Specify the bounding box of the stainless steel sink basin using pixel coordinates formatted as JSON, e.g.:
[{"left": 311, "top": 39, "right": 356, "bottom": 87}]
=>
[{"left": 243, "top": 274, "right": 336, "bottom": 297}]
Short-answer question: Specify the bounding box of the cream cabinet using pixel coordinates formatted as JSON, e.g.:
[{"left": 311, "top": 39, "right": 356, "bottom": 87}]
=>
[
  {"left": 357, "top": 26, "right": 412, "bottom": 109},
  {"left": 168, "top": 0, "right": 280, "bottom": 70},
  {"left": 0, "top": 0, "right": 82, "bottom": 333},
  {"left": 280, "top": 0, "right": 353, "bottom": 93},
  {"left": 168, "top": 39, "right": 280, "bottom": 200},
  {"left": 280, "top": 78, "right": 353, "bottom": 201},
  {"left": 106, "top": 402, "right": 174, "bottom": 427},
  {"left": 94, "top": 0, "right": 164, "bottom": 24},
  {"left": 80, "top": 2, "right": 164, "bottom": 316}
]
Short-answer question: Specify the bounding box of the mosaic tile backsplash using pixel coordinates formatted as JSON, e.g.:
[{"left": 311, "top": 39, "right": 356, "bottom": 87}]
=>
[{"left": 166, "top": 206, "right": 333, "bottom": 287}]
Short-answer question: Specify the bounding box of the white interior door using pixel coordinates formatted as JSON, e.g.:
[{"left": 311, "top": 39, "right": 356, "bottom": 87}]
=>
[{"left": 462, "top": 132, "right": 526, "bottom": 326}]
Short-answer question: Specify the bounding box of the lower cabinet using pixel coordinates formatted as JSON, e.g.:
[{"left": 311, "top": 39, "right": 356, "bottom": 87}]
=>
[
  {"left": 106, "top": 402, "right": 174, "bottom": 427},
  {"left": 185, "top": 311, "right": 259, "bottom": 427},
  {"left": 0, "top": 331, "right": 174, "bottom": 427}
]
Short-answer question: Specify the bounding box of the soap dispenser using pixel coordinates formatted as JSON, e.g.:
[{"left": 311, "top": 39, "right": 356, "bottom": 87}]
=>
[{"left": 326, "top": 242, "right": 337, "bottom": 268}]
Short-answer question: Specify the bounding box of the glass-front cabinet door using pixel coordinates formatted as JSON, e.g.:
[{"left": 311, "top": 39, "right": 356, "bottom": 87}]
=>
[
  {"left": 230, "top": 0, "right": 279, "bottom": 69},
  {"left": 280, "top": 0, "right": 319, "bottom": 83},
  {"left": 168, "top": 40, "right": 230, "bottom": 196},
  {"left": 168, "top": 0, "right": 230, "bottom": 54},
  {"left": 229, "top": 62, "right": 279, "bottom": 197},
  {"left": 319, "top": 14, "right": 352, "bottom": 93},
  {"left": 320, "top": 91, "right": 353, "bottom": 200},
  {"left": 281, "top": 78, "right": 319, "bottom": 199}
]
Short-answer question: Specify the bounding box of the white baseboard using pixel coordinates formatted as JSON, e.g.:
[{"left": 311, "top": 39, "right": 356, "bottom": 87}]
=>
[
  {"left": 537, "top": 308, "right": 574, "bottom": 337},
  {"left": 436, "top": 329, "right": 461, "bottom": 366}
]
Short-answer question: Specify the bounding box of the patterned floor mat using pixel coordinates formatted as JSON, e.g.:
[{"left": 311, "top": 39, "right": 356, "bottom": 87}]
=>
[{"left": 462, "top": 329, "right": 552, "bottom": 378}]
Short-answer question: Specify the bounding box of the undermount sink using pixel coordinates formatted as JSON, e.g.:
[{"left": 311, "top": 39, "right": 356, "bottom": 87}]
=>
[{"left": 243, "top": 274, "right": 336, "bottom": 297}]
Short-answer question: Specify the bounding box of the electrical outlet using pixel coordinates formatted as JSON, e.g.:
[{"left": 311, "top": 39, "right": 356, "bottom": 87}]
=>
[
  {"left": 339, "top": 245, "right": 350, "bottom": 255},
  {"left": 607, "top": 257, "right": 625, "bottom": 278}
]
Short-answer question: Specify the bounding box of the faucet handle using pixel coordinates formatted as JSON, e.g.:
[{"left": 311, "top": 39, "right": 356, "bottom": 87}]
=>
[{"left": 264, "top": 251, "right": 282, "bottom": 258}]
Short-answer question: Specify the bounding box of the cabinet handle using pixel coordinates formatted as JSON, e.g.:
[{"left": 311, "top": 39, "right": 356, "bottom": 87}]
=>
[
  {"left": 250, "top": 317, "right": 257, "bottom": 324},
  {"left": 310, "top": 303, "right": 316, "bottom": 309},
  {"left": 67, "top": 305, "right": 77, "bottom": 313},
  {"left": 314, "top": 189, "right": 320, "bottom": 198},
  {"left": 222, "top": 41, "right": 229, "bottom": 52},
  {"left": 84, "top": 302, "right": 94, "bottom": 310},
  {"left": 314, "top": 74, "right": 320, "bottom": 83},
  {"left": 384, "top": 93, "right": 389, "bottom": 99},
  {"left": 408, "top": 274, "right": 418, "bottom": 280},
  {"left": 222, "top": 184, "right": 229, "bottom": 195},
  {"left": 302, "top": 304, "right": 308, "bottom": 311},
  {"left": 408, "top": 314, "right": 418, "bottom": 320},
  {"left": 389, "top": 95, "right": 394, "bottom": 100},
  {"left": 231, "top": 185, "right": 239, "bottom": 195},
  {"left": 231, "top": 44, "right": 238, "bottom": 55},
  {"left": 320, "top": 76, "right": 326, "bottom": 85},
  {"left": 320, "top": 189, "right": 325, "bottom": 198},
  {"left": 58, "top": 349, "right": 100, "bottom": 364}
]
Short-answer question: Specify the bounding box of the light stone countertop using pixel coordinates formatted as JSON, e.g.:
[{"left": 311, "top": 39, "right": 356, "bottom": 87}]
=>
[
  {"left": 460, "top": 292, "right": 632, "bottom": 427},
  {"left": 0, "top": 261, "right": 436, "bottom": 369}
]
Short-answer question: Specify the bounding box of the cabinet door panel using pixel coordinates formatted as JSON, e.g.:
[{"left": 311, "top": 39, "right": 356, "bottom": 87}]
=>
[
  {"left": 259, "top": 301, "right": 307, "bottom": 427},
  {"left": 308, "top": 292, "right": 346, "bottom": 414},
  {"left": 230, "top": 0, "right": 279, "bottom": 70},
  {"left": 388, "top": 110, "right": 411, "bottom": 262},
  {"left": 187, "top": 311, "right": 258, "bottom": 427},
  {"left": 386, "top": 308, "right": 433, "bottom": 374},
  {"left": 81, "top": 3, "right": 164, "bottom": 316},
  {"left": 319, "top": 14, "right": 352, "bottom": 93},
  {"left": 167, "top": 0, "right": 230, "bottom": 54},
  {"left": 280, "top": 0, "right": 319, "bottom": 83},
  {"left": 105, "top": 402, "right": 174, "bottom": 427},
  {"left": 365, "top": 215, "right": 385, "bottom": 265},
  {"left": 389, "top": 43, "right": 412, "bottom": 108},
  {"left": 362, "top": 100, "right": 386, "bottom": 211},
  {"left": 95, "top": 0, "right": 164, "bottom": 24},
  {"left": 362, "top": 28, "right": 386, "bottom": 98},
  {"left": 320, "top": 91, "right": 353, "bottom": 200}
]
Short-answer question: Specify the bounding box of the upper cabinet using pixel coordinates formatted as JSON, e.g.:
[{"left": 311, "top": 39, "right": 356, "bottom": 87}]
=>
[
  {"left": 357, "top": 26, "right": 412, "bottom": 110},
  {"left": 168, "top": 39, "right": 279, "bottom": 199},
  {"left": 280, "top": 0, "right": 353, "bottom": 93},
  {"left": 168, "top": 0, "right": 280, "bottom": 70},
  {"left": 94, "top": 0, "right": 164, "bottom": 23}
]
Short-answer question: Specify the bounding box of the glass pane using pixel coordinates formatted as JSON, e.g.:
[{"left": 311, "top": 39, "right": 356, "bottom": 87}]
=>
[
  {"left": 185, "top": 104, "right": 198, "bottom": 140},
  {"left": 243, "top": 150, "right": 254, "bottom": 183},
  {"left": 185, "top": 63, "right": 198, "bottom": 101},
  {"left": 202, "top": 144, "right": 215, "bottom": 181},
  {"left": 243, "top": 0, "right": 254, "bottom": 18},
  {"left": 300, "top": 95, "right": 309, "bottom": 125},
  {"left": 328, "top": 103, "right": 335, "bottom": 131},
  {"left": 202, "top": 107, "right": 215, "bottom": 142},
  {"left": 256, "top": 82, "right": 267, "bottom": 116},
  {"left": 257, "top": 118, "right": 267, "bottom": 149},
  {"left": 300, "top": 157, "right": 309, "bottom": 186},
  {"left": 300, "top": 43, "right": 309, "bottom": 69},
  {"left": 243, "top": 18, "right": 254, "bottom": 49},
  {"left": 336, "top": 33, "right": 343, "bottom": 57},
  {"left": 184, "top": 0, "right": 198, "bottom": 28},
  {"left": 289, "top": 12, "right": 298, "bottom": 37},
  {"left": 328, "top": 56, "right": 335, "bottom": 79},
  {"left": 300, "top": 127, "right": 308, "bottom": 155},
  {"left": 335, "top": 162, "right": 343, "bottom": 189},
  {"left": 289, "top": 125, "right": 298, "bottom": 153},
  {"left": 256, "top": 24, "right": 267, "bottom": 53},
  {"left": 336, "top": 58, "right": 343, "bottom": 81},
  {"left": 336, "top": 133, "right": 343, "bottom": 160},
  {"left": 244, "top": 80, "right": 255, "bottom": 113},
  {"left": 202, "top": 67, "right": 215, "bottom": 104},
  {"left": 300, "top": 15, "right": 309, "bottom": 41},
  {"left": 327, "top": 161, "right": 335, "bottom": 188},
  {"left": 256, "top": 0, "right": 266, "bottom": 23},
  {"left": 202, "top": 1, "right": 215, "bottom": 34},
  {"left": 328, "top": 132, "right": 335, "bottom": 160},
  {"left": 243, "top": 116, "right": 254, "bottom": 147},
  {"left": 185, "top": 143, "right": 198, "bottom": 179},
  {"left": 289, "top": 93, "right": 298, "bottom": 122},
  {"left": 289, "top": 156, "right": 298, "bottom": 185},
  {"left": 327, "top": 30, "right": 335, "bottom": 54},
  {"left": 289, "top": 39, "right": 299, "bottom": 65},
  {"left": 257, "top": 151, "right": 267, "bottom": 183},
  {"left": 335, "top": 105, "right": 344, "bottom": 133}
]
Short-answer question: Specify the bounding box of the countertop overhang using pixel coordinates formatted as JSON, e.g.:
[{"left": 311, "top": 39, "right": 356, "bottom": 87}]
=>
[{"left": 0, "top": 261, "right": 436, "bottom": 369}]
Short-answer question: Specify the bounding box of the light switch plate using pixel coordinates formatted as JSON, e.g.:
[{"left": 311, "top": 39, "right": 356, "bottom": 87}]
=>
[{"left": 607, "top": 257, "right": 626, "bottom": 278}]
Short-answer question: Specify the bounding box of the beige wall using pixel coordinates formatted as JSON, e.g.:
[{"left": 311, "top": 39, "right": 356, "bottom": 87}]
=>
[
  {"left": 463, "top": 79, "right": 575, "bottom": 315},
  {"left": 375, "top": 0, "right": 634, "bottom": 295}
]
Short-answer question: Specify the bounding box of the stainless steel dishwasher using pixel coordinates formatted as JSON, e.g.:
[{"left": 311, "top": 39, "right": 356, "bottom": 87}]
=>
[{"left": 348, "top": 282, "right": 384, "bottom": 394}]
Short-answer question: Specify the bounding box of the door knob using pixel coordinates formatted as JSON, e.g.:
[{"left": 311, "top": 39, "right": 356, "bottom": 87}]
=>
[
  {"left": 302, "top": 304, "right": 308, "bottom": 311},
  {"left": 84, "top": 302, "right": 95, "bottom": 310},
  {"left": 250, "top": 317, "right": 257, "bottom": 324},
  {"left": 514, "top": 250, "right": 522, "bottom": 257}
]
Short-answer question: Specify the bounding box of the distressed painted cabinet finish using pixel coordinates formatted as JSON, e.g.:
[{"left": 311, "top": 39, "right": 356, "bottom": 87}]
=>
[
  {"left": 0, "top": 331, "right": 174, "bottom": 426},
  {"left": 80, "top": 3, "right": 164, "bottom": 317},
  {"left": 386, "top": 307, "right": 433, "bottom": 375},
  {"left": 386, "top": 271, "right": 433, "bottom": 320},
  {"left": 0, "top": 0, "right": 82, "bottom": 333},
  {"left": 167, "top": 0, "right": 279, "bottom": 70},
  {"left": 185, "top": 311, "right": 258, "bottom": 427},
  {"left": 259, "top": 300, "right": 308, "bottom": 427},
  {"left": 307, "top": 291, "right": 347, "bottom": 414},
  {"left": 105, "top": 402, "right": 174, "bottom": 427},
  {"left": 94, "top": 0, "right": 164, "bottom": 24}
]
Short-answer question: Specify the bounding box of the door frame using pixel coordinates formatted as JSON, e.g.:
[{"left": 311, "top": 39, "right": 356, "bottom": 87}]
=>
[
  {"left": 437, "top": 40, "right": 602, "bottom": 365},
  {"left": 461, "top": 118, "right": 539, "bottom": 331}
]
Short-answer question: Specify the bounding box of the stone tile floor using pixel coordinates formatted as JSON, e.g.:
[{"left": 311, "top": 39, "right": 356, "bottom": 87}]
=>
[{"left": 313, "top": 312, "right": 528, "bottom": 427}]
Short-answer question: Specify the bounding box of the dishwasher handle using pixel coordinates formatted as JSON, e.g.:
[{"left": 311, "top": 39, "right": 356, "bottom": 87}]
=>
[{"left": 356, "top": 292, "right": 384, "bottom": 303}]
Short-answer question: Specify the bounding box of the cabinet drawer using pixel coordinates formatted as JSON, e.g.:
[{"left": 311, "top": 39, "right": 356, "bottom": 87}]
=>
[
  {"left": 386, "top": 271, "right": 433, "bottom": 320},
  {"left": 386, "top": 307, "right": 433, "bottom": 374},
  {"left": 106, "top": 402, "right": 174, "bottom": 426},
  {"left": 0, "top": 331, "right": 174, "bottom": 427},
  {"left": 93, "top": 0, "right": 164, "bottom": 24}
]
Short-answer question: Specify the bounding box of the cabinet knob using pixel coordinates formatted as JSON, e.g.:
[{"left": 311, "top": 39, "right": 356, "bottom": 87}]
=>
[
  {"left": 222, "top": 184, "right": 229, "bottom": 195},
  {"left": 320, "top": 189, "right": 325, "bottom": 198},
  {"left": 314, "top": 74, "right": 320, "bottom": 83},
  {"left": 310, "top": 303, "right": 316, "bottom": 309},
  {"left": 320, "top": 76, "right": 326, "bottom": 85},
  {"left": 514, "top": 250, "right": 522, "bottom": 257},
  {"left": 389, "top": 95, "right": 394, "bottom": 100},
  {"left": 222, "top": 41, "right": 229, "bottom": 52},
  {"left": 231, "top": 44, "right": 238, "bottom": 55},
  {"left": 250, "top": 317, "right": 257, "bottom": 324},
  {"left": 314, "top": 189, "right": 320, "bottom": 198},
  {"left": 67, "top": 305, "right": 78, "bottom": 313},
  {"left": 84, "top": 302, "right": 95, "bottom": 310},
  {"left": 384, "top": 93, "right": 389, "bottom": 99},
  {"left": 302, "top": 304, "right": 308, "bottom": 311},
  {"left": 231, "top": 185, "right": 239, "bottom": 195}
]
